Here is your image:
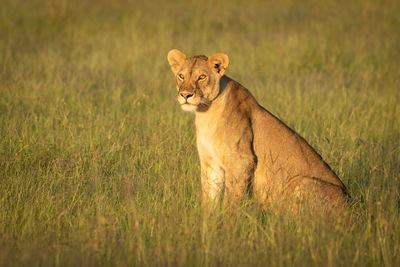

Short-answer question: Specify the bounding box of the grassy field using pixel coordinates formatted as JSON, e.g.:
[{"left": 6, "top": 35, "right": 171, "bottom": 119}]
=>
[{"left": 0, "top": 0, "right": 399, "bottom": 266}]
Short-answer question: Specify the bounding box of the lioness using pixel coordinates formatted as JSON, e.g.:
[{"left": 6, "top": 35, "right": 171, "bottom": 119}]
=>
[{"left": 167, "top": 49, "right": 349, "bottom": 213}]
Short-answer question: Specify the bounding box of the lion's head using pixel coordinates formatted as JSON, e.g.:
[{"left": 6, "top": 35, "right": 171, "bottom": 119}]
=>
[{"left": 167, "top": 49, "right": 229, "bottom": 112}]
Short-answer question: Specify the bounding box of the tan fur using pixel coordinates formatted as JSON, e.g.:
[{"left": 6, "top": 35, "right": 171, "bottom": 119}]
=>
[{"left": 167, "top": 49, "right": 349, "bottom": 214}]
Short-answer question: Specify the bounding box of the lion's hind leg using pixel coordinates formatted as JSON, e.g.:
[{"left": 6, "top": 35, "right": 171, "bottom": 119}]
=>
[{"left": 283, "top": 175, "right": 348, "bottom": 210}]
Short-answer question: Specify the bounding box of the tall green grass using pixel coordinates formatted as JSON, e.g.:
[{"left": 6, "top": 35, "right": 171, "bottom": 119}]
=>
[{"left": 0, "top": 0, "right": 399, "bottom": 266}]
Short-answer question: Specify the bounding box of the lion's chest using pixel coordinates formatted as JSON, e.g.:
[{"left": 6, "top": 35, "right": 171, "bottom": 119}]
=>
[
  {"left": 196, "top": 128, "right": 224, "bottom": 168},
  {"left": 196, "top": 126, "right": 226, "bottom": 201}
]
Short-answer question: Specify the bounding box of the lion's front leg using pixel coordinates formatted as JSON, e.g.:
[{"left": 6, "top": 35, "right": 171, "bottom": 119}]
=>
[
  {"left": 223, "top": 155, "right": 255, "bottom": 213},
  {"left": 200, "top": 162, "right": 225, "bottom": 219}
]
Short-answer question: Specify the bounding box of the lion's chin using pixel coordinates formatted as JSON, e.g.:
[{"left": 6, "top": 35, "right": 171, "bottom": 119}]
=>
[{"left": 180, "top": 104, "right": 198, "bottom": 112}]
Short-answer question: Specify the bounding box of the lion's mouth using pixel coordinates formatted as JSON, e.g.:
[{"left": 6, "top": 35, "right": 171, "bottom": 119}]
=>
[
  {"left": 181, "top": 102, "right": 196, "bottom": 107},
  {"left": 179, "top": 99, "right": 197, "bottom": 106},
  {"left": 180, "top": 103, "right": 198, "bottom": 112},
  {"left": 177, "top": 95, "right": 210, "bottom": 112},
  {"left": 178, "top": 95, "right": 198, "bottom": 105}
]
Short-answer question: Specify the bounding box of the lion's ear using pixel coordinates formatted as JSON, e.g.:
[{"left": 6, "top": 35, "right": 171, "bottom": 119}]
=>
[
  {"left": 208, "top": 53, "right": 229, "bottom": 76},
  {"left": 167, "top": 49, "right": 186, "bottom": 74}
]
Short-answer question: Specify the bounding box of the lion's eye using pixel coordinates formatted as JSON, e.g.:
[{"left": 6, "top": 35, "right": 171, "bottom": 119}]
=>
[
  {"left": 199, "top": 74, "right": 207, "bottom": 80},
  {"left": 178, "top": 73, "right": 184, "bottom": 80}
]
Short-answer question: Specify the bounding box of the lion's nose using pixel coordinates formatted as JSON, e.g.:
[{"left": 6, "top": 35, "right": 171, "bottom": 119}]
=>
[{"left": 180, "top": 92, "right": 193, "bottom": 100}]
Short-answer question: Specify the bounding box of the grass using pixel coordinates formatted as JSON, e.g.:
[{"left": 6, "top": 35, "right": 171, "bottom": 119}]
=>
[{"left": 0, "top": 0, "right": 399, "bottom": 266}]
